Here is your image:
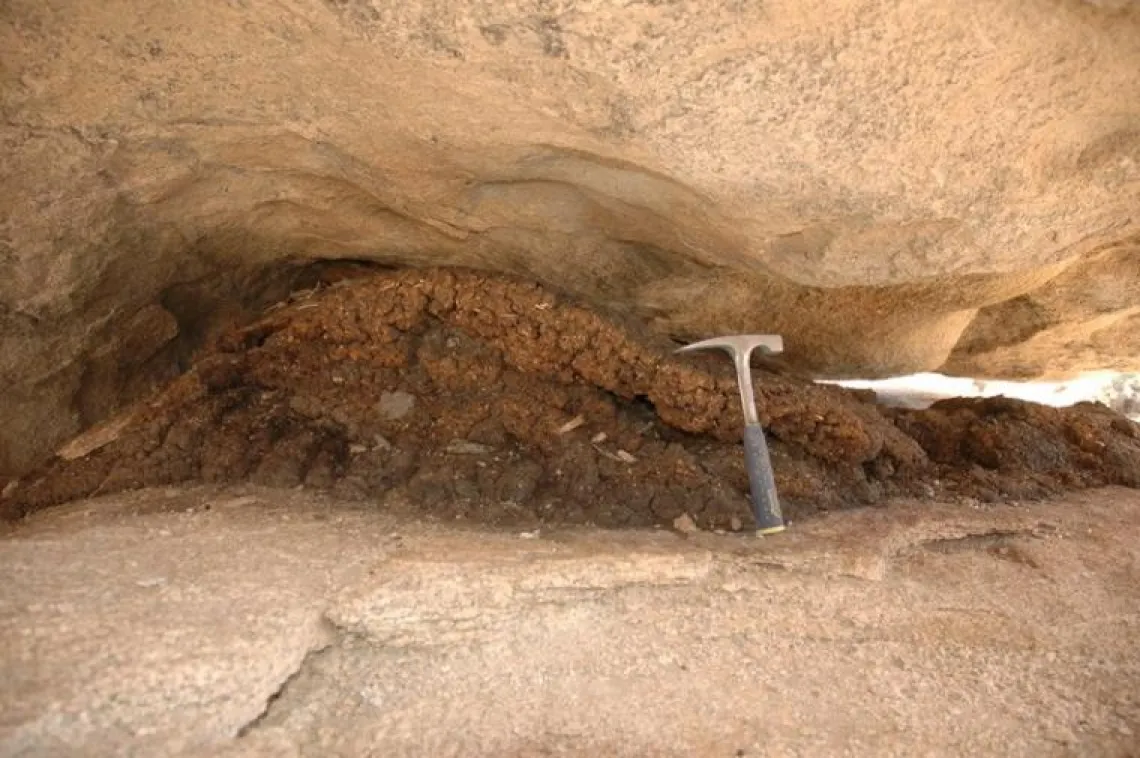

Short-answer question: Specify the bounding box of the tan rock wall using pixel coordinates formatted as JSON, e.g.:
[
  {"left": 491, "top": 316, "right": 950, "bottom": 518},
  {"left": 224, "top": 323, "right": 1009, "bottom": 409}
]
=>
[{"left": 1, "top": 0, "right": 1138, "bottom": 474}]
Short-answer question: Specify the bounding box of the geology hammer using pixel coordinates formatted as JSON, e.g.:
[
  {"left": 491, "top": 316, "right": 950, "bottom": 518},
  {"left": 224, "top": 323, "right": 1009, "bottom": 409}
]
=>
[{"left": 676, "top": 334, "right": 786, "bottom": 534}]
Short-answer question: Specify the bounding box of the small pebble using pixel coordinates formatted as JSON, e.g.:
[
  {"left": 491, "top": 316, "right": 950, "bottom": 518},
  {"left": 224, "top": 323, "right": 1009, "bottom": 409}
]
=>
[
  {"left": 377, "top": 391, "right": 416, "bottom": 421},
  {"left": 672, "top": 513, "right": 699, "bottom": 534}
]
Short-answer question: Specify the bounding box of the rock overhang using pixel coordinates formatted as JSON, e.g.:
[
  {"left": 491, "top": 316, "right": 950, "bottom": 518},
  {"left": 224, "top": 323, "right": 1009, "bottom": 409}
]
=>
[{"left": 1, "top": 0, "right": 1139, "bottom": 477}]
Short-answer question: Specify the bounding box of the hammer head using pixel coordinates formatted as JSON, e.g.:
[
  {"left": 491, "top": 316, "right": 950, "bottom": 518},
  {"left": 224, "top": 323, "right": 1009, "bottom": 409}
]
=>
[
  {"left": 675, "top": 334, "right": 784, "bottom": 359},
  {"left": 675, "top": 334, "right": 783, "bottom": 427}
]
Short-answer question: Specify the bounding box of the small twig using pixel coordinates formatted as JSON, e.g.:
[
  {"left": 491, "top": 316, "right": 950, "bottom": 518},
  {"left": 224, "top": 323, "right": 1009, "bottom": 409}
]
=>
[{"left": 557, "top": 415, "right": 586, "bottom": 434}]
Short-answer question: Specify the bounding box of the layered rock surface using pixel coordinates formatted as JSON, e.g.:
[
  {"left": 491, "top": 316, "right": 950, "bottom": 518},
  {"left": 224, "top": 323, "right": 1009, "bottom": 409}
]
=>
[
  {"left": 4, "top": 487, "right": 1140, "bottom": 755},
  {"left": 2, "top": 0, "right": 1139, "bottom": 476}
]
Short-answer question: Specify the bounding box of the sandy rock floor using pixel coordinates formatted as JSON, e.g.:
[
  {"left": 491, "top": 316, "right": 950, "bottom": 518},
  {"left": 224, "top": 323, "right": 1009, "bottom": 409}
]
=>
[{"left": 3, "top": 485, "right": 1139, "bottom": 757}]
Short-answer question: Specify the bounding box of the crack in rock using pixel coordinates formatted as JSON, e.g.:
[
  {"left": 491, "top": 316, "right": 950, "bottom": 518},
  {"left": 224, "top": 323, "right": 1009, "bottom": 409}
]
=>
[{"left": 236, "top": 624, "right": 339, "bottom": 739}]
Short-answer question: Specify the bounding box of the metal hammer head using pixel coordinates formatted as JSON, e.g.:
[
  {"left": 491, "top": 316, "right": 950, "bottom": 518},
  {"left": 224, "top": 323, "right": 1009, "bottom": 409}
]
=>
[
  {"left": 676, "top": 334, "right": 783, "bottom": 426},
  {"left": 676, "top": 334, "right": 783, "bottom": 359}
]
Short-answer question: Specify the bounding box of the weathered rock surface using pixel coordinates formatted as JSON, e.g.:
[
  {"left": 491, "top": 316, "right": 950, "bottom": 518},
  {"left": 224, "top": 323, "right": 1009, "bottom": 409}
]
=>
[
  {"left": 3, "top": 486, "right": 1140, "bottom": 756},
  {"left": 2, "top": 1, "right": 1139, "bottom": 475}
]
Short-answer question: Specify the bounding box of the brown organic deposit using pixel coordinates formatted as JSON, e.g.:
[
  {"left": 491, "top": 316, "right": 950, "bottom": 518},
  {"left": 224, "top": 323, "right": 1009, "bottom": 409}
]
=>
[{"left": 4, "top": 267, "right": 1139, "bottom": 529}]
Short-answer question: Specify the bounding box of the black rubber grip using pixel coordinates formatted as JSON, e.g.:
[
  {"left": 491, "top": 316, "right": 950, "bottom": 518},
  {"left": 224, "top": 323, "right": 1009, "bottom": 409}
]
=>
[{"left": 743, "top": 424, "right": 784, "bottom": 533}]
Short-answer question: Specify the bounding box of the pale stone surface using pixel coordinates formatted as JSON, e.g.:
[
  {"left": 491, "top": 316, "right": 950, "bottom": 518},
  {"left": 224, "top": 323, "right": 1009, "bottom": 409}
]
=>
[
  {"left": 2, "top": 485, "right": 1139, "bottom": 756},
  {"left": 1, "top": 1, "right": 1139, "bottom": 474}
]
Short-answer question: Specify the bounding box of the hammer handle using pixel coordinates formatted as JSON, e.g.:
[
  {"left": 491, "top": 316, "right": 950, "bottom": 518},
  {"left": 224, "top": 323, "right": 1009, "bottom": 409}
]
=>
[{"left": 743, "top": 424, "right": 785, "bottom": 533}]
